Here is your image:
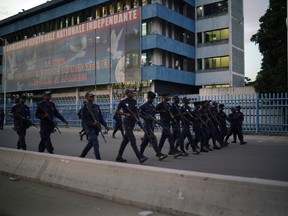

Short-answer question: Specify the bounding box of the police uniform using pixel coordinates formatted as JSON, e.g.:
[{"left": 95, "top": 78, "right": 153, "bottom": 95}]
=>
[
  {"left": 193, "top": 101, "right": 210, "bottom": 152},
  {"left": 171, "top": 95, "right": 188, "bottom": 156},
  {"left": 225, "top": 107, "right": 238, "bottom": 143},
  {"left": 139, "top": 91, "right": 167, "bottom": 160},
  {"left": 181, "top": 97, "right": 200, "bottom": 154},
  {"left": 79, "top": 91, "right": 108, "bottom": 160},
  {"left": 207, "top": 102, "right": 223, "bottom": 149},
  {"left": 235, "top": 106, "right": 247, "bottom": 145},
  {"left": 112, "top": 112, "right": 124, "bottom": 138},
  {"left": 77, "top": 101, "right": 88, "bottom": 141},
  {"left": 218, "top": 104, "right": 228, "bottom": 145},
  {"left": 115, "top": 88, "right": 148, "bottom": 164},
  {"left": 35, "top": 91, "right": 67, "bottom": 153},
  {"left": 156, "top": 93, "right": 180, "bottom": 157},
  {"left": 10, "top": 96, "right": 30, "bottom": 150}
]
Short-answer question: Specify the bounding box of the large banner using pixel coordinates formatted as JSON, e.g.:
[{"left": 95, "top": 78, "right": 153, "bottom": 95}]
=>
[{"left": 3, "top": 8, "right": 141, "bottom": 92}]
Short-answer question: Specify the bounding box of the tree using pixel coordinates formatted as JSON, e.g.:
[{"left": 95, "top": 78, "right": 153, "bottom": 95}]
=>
[{"left": 251, "top": 0, "right": 287, "bottom": 93}]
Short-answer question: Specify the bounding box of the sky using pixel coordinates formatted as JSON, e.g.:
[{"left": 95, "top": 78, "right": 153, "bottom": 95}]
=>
[{"left": 0, "top": 0, "right": 270, "bottom": 81}]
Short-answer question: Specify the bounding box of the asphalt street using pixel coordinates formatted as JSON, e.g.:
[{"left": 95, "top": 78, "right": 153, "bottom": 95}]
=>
[{"left": 1, "top": 125, "right": 288, "bottom": 182}]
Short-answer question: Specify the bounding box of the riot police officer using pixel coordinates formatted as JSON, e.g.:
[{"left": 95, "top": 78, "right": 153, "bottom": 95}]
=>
[
  {"left": 36, "top": 91, "right": 68, "bottom": 154},
  {"left": 115, "top": 88, "right": 148, "bottom": 164},
  {"left": 139, "top": 91, "right": 168, "bottom": 161},
  {"left": 79, "top": 91, "right": 109, "bottom": 160},
  {"left": 10, "top": 95, "right": 30, "bottom": 150}
]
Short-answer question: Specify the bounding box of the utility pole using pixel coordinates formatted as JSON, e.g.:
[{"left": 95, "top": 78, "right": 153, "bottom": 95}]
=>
[{"left": 0, "top": 37, "right": 8, "bottom": 124}]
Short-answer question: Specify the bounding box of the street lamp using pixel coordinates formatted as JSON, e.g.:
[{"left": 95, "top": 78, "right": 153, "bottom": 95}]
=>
[{"left": 0, "top": 37, "right": 8, "bottom": 124}]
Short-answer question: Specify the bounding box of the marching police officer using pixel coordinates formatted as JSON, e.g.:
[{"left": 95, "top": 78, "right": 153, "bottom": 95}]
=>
[
  {"left": 79, "top": 91, "right": 109, "bottom": 160},
  {"left": 235, "top": 106, "right": 247, "bottom": 145},
  {"left": 10, "top": 95, "right": 30, "bottom": 150},
  {"left": 171, "top": 95, "right": 189, "bottom": 156},
  {"left": 218, "top": 103, "right": 228, "bottom": 145},
  {"left": 36, "top": 91, "right": 68, "bottom": 154},
  {"left": 181, "top": 97, "right": 200, "bottom": 155},
  {"left": 156, "top": 93, "right": 181, "bottom": 157},
  {"left": 115, "top": 88, "right": 148, "bottom": 164},
  {"left": 225, "top": 107, "right": 237, "bottom": 143},
  {"left": 193, "top": 101, "right": 210, "bottom": 152},
  {"left": 139, "top": 91, "right": 168, "bottom": 161}
]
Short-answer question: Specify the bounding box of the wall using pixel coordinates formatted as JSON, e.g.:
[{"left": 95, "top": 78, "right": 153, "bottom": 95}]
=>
[{"left": 0, "top": 147, "right": 287, "bottom": 216}]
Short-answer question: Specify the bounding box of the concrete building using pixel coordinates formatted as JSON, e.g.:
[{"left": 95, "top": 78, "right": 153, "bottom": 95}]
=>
[
  {"left": 195, "top": 0, "right": 244, "bottom": 87},
  {"left": 0, "top": 0, "right": 244, "bottom": 100}
]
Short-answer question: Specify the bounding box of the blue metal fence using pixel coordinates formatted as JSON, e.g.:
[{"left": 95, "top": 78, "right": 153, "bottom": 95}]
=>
[{"left": 1, "top": 93, "right": 287, "bottom": 134}]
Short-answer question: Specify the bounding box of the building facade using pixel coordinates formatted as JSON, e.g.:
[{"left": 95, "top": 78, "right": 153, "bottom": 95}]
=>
[{"left": 0, "top": 0, "right": 244, "bottom": 100}]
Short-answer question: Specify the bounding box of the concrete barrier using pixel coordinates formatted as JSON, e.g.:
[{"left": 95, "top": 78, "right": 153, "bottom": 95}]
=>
[{"left": 0, "top": 147, "right": 288, "bottom": 216}]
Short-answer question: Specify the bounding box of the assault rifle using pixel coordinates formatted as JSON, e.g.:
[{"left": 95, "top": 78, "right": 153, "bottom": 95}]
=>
[
  {"left": 85, "top": 104, "right": 107, "bottom": 143},
  {"left": 172, "top": 103, "right": 191, "bottom": 126},
  {"left": 125, "top": 104, "right": 148, "bottom": 135},
  {"left": 37, "top": 103, "right": 61, "bottom": 133},
  {"left": 9, "top": 112, "right": 38, "bottom": 129},
  {"left": 162, "top": 102, "right": 177, "bottom": 124}
]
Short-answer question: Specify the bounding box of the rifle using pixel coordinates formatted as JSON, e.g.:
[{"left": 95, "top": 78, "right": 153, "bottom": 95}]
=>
[
  {"left": 162, "top": 102, "right": 177, "bottom": 124},
  {"left": 85, "top": 103, "right": 107, "bottom": 143},
  {"left": 37, "top": 103, "right": 61, "bottom": 133},
  {"left": 182, "top": 108, "right": 195, "bottom": 126},
  {"left": 147, "top": 113, "right": 162, "bottom": 126},
  {"left": 140, "top": 110, "right": 162, "bottom": 126},
  {"left": 9, "top": 112, "right": 38, "bottom": 129},
  {"left": 173, "top": 103, "right": 191, "bottom": 126},
  {"left": 125, "top": 104, "right": 148, "bottom": 135}
]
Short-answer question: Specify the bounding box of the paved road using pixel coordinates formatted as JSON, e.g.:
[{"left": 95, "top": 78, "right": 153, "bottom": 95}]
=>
[{"left": 1, "top": 125, "right": 288, "bottom": 182}]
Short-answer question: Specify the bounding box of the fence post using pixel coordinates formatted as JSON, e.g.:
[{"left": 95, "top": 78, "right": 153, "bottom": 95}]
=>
[{"left": 256, "top": 93, "right": 259, "bottom": 133}]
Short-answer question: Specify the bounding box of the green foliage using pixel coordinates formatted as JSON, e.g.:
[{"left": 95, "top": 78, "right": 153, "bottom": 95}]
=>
[{"left": 251, "top": 0, "right": 287, "bottom": 93}]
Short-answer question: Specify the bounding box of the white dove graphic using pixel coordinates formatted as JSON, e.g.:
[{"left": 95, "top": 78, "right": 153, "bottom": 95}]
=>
[
  {"left": 66, "top": 36, "right": 87, "bottom": 63},
  {"left": 25, "top": 49, "right": 37, "bottom": 70},
  {"left": 108, "top": 28, "right": 123, "bottom": 60}
]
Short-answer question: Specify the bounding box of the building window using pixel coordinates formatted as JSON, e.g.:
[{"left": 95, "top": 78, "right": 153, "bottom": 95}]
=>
[
  {"left": 203, "top": 0, "right": 228, "bottom": 17},
  {"left": 204, "top": 28, "right": 229, "bottom": 43},
  {"left": 117, "top": 2, "right": 123, "bottom": 12},
  {"left": 95, "top": 8, "right": 100, "bottom": 18},
  {"left": 124, "top": 0, "right": 131, "bottom": 10},
  {"left": 197, "top": 59, "right": 203, "bottom": 70},
  {"left": 142, "top": 22, "right": 147, "bottom": 36},
  {"left": 141, "top": 53, "right": 147, "bottom": 66},
  {"left": 109, "top": 4, "right": 115, "bottom": 14},
  {"left": 133, "top": 0, "right": 139, "bottom": 8},
  {"left": 205, "top": 56, "right": 229, "bottom": 69},
  {"left": 102, "top": 6, "right": 107, "bottom": 16},
  {"left": 196, "top": 6, "right": 203, "bottom": 18},
  {"left": 197, "top": 32, "right": 202, "bottom": 43}
]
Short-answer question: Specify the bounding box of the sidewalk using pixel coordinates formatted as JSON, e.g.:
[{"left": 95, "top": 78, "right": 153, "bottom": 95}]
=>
[{"left": 0, "top": 174, "right": 170, "bottom": 216}]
